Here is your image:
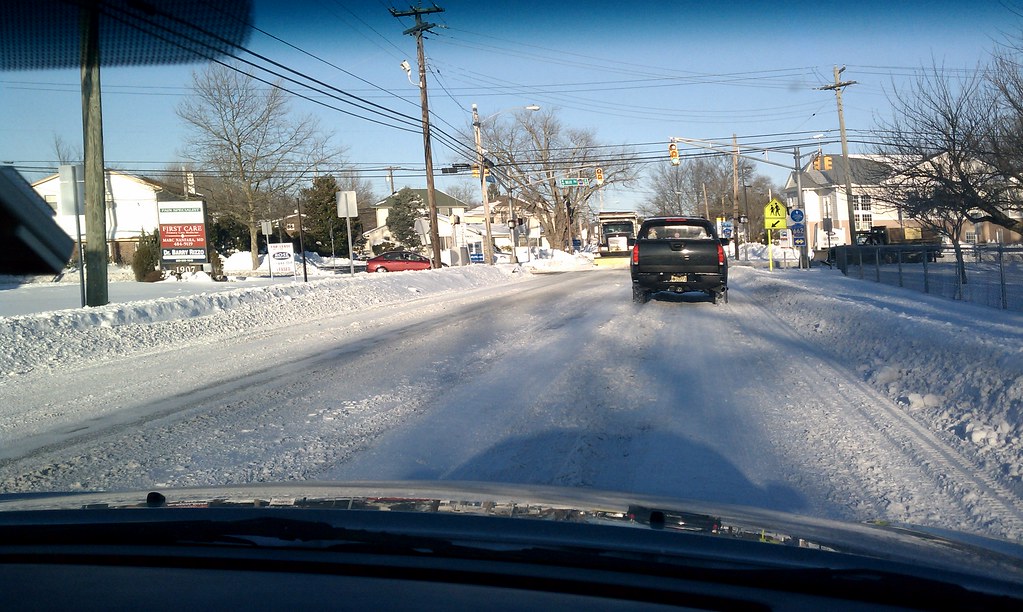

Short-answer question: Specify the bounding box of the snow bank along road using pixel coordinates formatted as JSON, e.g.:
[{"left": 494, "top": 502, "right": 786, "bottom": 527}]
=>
[{"left": 2, "top": 264, "right": 1023, "bottom": 543}]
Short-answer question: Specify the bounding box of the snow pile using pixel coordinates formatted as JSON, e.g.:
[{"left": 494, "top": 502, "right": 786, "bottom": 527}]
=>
[
  {"left": 741, "top": 242, "right": 802, "bottom": 262},
  {"left": 0, "top": 265, "right": 524, "bottom": 376},
  {"left": 221, "top": 250, "right": 348, "bottom": 277},
  {"left": 518, "top": 249, "right": 596, "bottom": 272},
  {"left": 743, "top": 268, "right": 1023, "bottom": 482},
  {"left": 221, "top": 250, "right": 270, "bottom": 273}
]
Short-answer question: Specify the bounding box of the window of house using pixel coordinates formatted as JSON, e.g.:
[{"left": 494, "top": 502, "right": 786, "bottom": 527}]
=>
[{"left": 853, "top": 195, "right": 872, "bottom": 231}]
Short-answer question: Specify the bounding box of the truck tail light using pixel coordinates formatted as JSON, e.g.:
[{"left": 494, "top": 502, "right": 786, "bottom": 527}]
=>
[
  {"left": 632, "top": 243, "right": 640, "bottom": 265},
  {"left": 717, "top": 243, "right": 725, "bottom": 265}
]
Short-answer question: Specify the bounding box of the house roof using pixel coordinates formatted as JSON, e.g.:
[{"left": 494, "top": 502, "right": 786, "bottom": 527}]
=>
[
  {"left": 785, "top": 154, "right": 891, "bottom": 191},
  {"left": 374, "top": 188, "right": 468, "bottom": 210},
  {"left": 32, "top": 168, "right": 191, "bottom": 200}
]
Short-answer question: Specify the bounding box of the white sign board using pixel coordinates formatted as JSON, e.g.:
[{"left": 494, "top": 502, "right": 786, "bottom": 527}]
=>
[
  {"left": 336, "top": 191, "right": 358, "bottom": 218},
  {"left": 267, "top": 242, "right": 295, "bottom": 277}
]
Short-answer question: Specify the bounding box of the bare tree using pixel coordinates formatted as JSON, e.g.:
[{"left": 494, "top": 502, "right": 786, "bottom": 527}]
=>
[
  {"left": 476, "top": 109, "right": 638, "bottom": 251},
  {"left": 874, "top": 63, "right": 1005, "bottom": 278},
  {"left": 639, "top": 155, "right": 758, "bottom": 220},
  {"left": 52, "top": 134, "right": 81, "bottom": 165},
  {"left": 982, "top": 48, "right": 1023, "bottom": 235},
  {"left": 639, "top": 162, "right": 697, "bottom": 217},
  {"left": 177, "top": 64, "right": 341, "bottom": 269},
  {"left": 443, "top": 180, "right": 480, "bottom": 208}
]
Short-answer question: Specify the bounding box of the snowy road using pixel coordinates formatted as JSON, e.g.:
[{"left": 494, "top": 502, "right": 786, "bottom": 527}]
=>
[{"left": 2, "top": 265, "right": 1023, "bottom": 542}]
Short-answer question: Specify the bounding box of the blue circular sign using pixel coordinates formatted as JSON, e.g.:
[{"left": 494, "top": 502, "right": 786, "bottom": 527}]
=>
[{"left": 790, "top": 209, "right": 805, "bottom": 223}]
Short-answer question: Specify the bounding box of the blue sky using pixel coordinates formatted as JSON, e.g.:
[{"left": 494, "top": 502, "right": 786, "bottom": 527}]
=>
[{"left": 0, "top": 0, "right": 1017, "bottom": 210}]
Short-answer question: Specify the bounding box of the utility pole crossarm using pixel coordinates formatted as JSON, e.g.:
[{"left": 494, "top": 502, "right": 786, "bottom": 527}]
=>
[
  {"left": 389, "top": 5, "right": 445, "bottom": 18},
  {"left": 817, "top": 80, "right": 858, "bottom": 91}
]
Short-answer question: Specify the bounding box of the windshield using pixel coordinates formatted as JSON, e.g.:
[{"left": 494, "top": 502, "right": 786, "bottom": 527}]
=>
[
  {"left": 642, "top": 224, "right": 712, "bottom": 239},
  {"left": 602, "top": 222, "right": 634, "bottom": 235},
  {"left": 3, "top": 0, "right": 1023, "bottom": 587}
]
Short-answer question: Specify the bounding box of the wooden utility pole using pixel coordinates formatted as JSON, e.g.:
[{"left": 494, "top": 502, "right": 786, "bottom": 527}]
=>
[
  {"left": 383, "top": 166, "right": 400, "bottom": 194},
  {"left": 391, "top": 4, "right": 444, "bottom": 268},
  {"left": 818, "top": 66, "right": 858, "bottom": 244},
  {"left": 732, "top": 134, "right": 740, "bottom": 259},
  {"left": 702, "top": 183, "right": 709, "bottom": 219},
  {"left": 80, "top": 5, "right": 108, "bottom": 306}
]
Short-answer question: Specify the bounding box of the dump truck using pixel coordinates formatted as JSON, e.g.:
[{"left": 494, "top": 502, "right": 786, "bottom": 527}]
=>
[{"left": 597, "top": 211, "right": 639, "bottom": 257}]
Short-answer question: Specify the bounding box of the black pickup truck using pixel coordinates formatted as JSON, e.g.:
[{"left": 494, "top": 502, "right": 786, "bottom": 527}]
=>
[{"left": 630, "top": 217, "right": 729, "bottom": 304}]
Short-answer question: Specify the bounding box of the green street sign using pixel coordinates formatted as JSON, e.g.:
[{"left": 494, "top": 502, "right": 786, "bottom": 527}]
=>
[{"left": 559, "top": 178, "right": 590, "bottom": 187}]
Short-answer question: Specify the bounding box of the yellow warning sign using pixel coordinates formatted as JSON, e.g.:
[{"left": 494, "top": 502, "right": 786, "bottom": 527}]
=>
[{"left": 764, "top": 198, "right": 788, "bottom": 230}]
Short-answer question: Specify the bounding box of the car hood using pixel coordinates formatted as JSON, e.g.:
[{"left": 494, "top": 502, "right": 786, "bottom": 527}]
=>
[{"left": 2, "top": 480, "right": 1022, "bottom": 589}]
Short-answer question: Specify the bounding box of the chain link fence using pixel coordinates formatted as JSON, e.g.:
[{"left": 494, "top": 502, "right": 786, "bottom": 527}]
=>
[{"left": 834, "top": 245, "right": 1023, "bottom": 311}]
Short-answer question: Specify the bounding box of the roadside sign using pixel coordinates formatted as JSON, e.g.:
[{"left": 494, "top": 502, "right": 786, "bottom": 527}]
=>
[
  {"left": 791, "top": 222, "right": 806, "bottom": 247},
  {"left": 789, "top": 208, "right": 804, "bottom": 224},
  {"left": 267, "top": 242, "right": 295, "bottom": 278},
  {"left": 559, "top": 178, "right": 590, "bottom": 187},
  {"left": 336, "top": 190, "right": 358, "bottom": 218},
  {"left": 764, "top": 198, "right": 787, "bottom": 230},
  {"left": 158, "top": 201, "right": 208, "bottom": 266}
]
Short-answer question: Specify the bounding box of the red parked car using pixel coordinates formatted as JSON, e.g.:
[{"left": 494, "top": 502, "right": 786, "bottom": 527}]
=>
[{"left": 364, "top": 251, "right": 434, "bottom": 272}]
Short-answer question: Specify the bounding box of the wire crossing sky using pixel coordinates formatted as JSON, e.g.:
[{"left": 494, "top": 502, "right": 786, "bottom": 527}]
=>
[{"left": 0, "top": 0, "right": 1015, "bottom": 210}]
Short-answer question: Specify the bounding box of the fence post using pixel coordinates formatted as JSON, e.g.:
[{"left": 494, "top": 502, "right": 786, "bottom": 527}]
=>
[
  {"left": 999, "top": 245, "right": 1008, "bottom": 310},
  {"left": 897, "top": 250, "right": 904, "bottom": 287},
  {"left": 922, "top": 249, "right": 930, "bottom": 294}
]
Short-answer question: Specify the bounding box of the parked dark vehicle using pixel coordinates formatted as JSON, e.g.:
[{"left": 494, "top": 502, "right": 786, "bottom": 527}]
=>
[
  {"left": 827, "top": 226, "right": 943, "bottom": 266},
  {"left": 365, "top": 251, "right": 433, "bottom": 272},
  {"left": 631, "top": 217, "right": 729, "bottom": 304}
]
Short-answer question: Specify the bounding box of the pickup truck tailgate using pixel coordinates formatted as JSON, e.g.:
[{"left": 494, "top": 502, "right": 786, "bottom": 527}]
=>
[{"left": 633, "top": 239, "right": 721, "bottom": 274}]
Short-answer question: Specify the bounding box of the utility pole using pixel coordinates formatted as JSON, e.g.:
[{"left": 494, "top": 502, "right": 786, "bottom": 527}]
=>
[
  {"left": 383, "top": 166, "right": 400, "bottom": 194},
  {"left": 391, "top": 4, "right": 444, "bottom": 268},
  {"left": 818, "top": 65, "right": 858, "bottom": 245},
  {"left": 472, "top": 104, "right": 495, "bottom": 265},
  {"left": 80, "top": 5, "right": 108, "bottom": 306},
  {"left": 732, "top": 133, "right": 740, "bottom": 260},
  {"left": 702, "top": 183, "right": 709, "bottom": 219}
]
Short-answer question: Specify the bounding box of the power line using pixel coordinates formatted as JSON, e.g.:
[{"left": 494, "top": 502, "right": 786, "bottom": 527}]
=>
[{"left": 90, "top": 0, "right": 428, "bottom": 133}]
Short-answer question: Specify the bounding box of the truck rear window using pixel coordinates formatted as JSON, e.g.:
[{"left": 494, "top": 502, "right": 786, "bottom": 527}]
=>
[{"left": 641, "top": 225, "right": 711, "bottom": 240}]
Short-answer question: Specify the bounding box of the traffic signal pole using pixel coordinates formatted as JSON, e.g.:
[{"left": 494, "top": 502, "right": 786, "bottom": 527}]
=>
[{"left": 670, "top": 136, "right": 810, "bottom": 267}]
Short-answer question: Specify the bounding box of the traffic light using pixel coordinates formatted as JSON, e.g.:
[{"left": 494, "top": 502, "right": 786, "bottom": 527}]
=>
[
  {"left": 823, "top": 155, "right": 833, "bottom": 171},
  {"left": 472, "top": 164, "right": 480, "bottom": 178},
  {"left": 668, "top": 143, "right": 680, "bottom": 166},
  {"left": 595, "top": 167, "right": 604, "bottom": 184},
  {"left": 812, "top": 155, "right": 821, "bottom": 171}
]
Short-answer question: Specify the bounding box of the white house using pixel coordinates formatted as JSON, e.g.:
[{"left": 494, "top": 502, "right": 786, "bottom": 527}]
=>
[
  {"left": 32, "top": 168, "right": 194, "bottom": 264},
  {"left": 783, "top": 154, "right": 897, "bottom": 251},
  {"left": 462, "top": 194, "right": 549, "bottom": 252},
  {"left": 363, "top": 188, "right": 469, "bottom": 251}
]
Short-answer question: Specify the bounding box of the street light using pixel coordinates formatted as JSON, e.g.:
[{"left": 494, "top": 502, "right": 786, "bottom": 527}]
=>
[{"left": 472, "top": 103, "right": 540, "bottom": 264}]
